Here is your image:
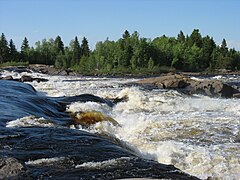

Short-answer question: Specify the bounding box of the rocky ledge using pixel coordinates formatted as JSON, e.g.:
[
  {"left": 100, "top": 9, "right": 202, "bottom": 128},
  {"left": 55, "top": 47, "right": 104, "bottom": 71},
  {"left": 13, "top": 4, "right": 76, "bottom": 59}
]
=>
[{"left": 136, "top": 74, "right": 240, "bottom": 98}]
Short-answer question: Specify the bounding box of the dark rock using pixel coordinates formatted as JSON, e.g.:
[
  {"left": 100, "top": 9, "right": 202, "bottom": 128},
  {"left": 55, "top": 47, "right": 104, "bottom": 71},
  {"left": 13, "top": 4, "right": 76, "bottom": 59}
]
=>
[
  {"left": 136, "top": 74, "right": 240, "bottom": 98},
  {"left": 20, "top": 75, "right": 33, "bottom": 82},
  {"left": 0, "top": 127, "right": 199, "bottom": 179},
  {"left": 20, "top": 75, "right": 48, "bottom": 83},
  {"left": 0, "top": 157, "right": 26, "bottom": 179}
]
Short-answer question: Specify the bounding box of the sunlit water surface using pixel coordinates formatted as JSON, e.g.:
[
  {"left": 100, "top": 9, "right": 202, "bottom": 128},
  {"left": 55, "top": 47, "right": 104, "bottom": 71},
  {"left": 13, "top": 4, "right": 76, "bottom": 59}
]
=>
[{"left": 1, "top": 70, "right": 240, "bottom": 179}]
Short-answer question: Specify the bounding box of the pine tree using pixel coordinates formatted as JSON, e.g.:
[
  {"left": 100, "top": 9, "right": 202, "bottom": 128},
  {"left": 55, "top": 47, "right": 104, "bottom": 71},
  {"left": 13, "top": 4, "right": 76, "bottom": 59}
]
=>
[
  {"left": 220, "top": 38, "right": 228, "bottom": 56},
  {"left": 71, "top": 36, "right": 81, "bottom": 66},
  {"left": 81, "top": 37, "right": 90, "bottom": 57},
  {"left": 0, "top": 33, "right": 9, "bottom": 63},
  {"left": 54, "top": 35, "right": 64, "bottom": 54},
  {"left": 9, "top": 39, "right": 18, "bottom": 61},
  {"left": 21, "top": 37, "right": 29, "bottom": 52},
  {"left": 21, "top": 37, "right": 30, "bottom": 61}
]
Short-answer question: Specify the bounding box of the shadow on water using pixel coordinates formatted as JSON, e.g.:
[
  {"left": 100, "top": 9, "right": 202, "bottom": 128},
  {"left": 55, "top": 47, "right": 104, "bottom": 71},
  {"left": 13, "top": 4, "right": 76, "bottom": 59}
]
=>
[{"left": 0, "top": 80, "right": 198, "bottom": 179}]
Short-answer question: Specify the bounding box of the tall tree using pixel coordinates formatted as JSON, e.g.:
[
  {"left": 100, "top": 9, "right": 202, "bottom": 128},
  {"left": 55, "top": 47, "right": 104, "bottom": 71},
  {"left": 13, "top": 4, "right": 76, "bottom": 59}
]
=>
[
  {"left": 70, "top": 36, "right": 81, "bottom": 66},
  {"left": 0, "top": 33, "right": 9, "bottom": 63},
  {"left": 21, "top": 37, "right": 30, "bottom": 53},
  {"left": 200, "top": 36, "right": 216, "bottom": 69},
  {"left": 9, "top": 39, "right": 18, "bottom": 61},
  {"left": 54, "top": 35, "right": 64, "bottom": 54},
  {"left": 220, "top": 38, "right": 228, "bottom": 56},
  {"left": 21, "top": 37, "right": 30, "bottom": 61},
  {"left": 189, "top": 29, "right": 202, "bottom": 48},
  {"left": 81, "top": 37, "right": 90, "bottom": 57}
]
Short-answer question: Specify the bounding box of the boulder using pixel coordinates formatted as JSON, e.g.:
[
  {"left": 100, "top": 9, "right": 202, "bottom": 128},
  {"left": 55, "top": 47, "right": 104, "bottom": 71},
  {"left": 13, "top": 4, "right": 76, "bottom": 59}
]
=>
[
  {"left": 136, "top": 74, "right": 240, "bottom": 98},
  {"left": 0, "top": 157, "right": 26, "bottom": 179}
]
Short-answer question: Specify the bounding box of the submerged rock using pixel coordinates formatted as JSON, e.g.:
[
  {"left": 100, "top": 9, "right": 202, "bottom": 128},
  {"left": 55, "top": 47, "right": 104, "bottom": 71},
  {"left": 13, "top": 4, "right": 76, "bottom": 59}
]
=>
[
  {"left": 72, "top": 111, "right": 119, "bottom": 126},
  {"left": 136, "top": 74, "right": 240, "bottom": 98},
  {"left": 0, "top": 157, "right": 26, "bottom": 179}
]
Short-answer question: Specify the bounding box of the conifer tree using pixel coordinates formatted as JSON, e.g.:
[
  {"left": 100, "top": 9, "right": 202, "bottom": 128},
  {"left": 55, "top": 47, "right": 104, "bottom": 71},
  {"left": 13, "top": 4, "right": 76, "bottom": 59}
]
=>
[
  {"left": 20, "top": 37, "right": 30, "bottom": 62},
  {"left": 21, "top": 37, "right": 30, "bottom": 52},
  {"left": 122, "top": 30, "right": 130, "bottom": 39},
  {"left": 54, "top": 35, "right": 64, "bottom": 54},
  {"left": 189, "top": 29, "right": 202, "bottom": 48},
  {"left": 71, "top": 36, "right": 81, "bottom": 66},
  {"left": 9, "top": 39, "right": 18, "bottom": 61},
  {"left": 0, "top": 33, "right": 9, "bottom": 63},
  {"left": 177, "top": 30, "right": 185, "bottom": 43},
  {"left": 81, "top": 37, "right": 90, "bottom": 57},
  {"left": 220, "top": 38, "right": 228, "bottom": 56}
]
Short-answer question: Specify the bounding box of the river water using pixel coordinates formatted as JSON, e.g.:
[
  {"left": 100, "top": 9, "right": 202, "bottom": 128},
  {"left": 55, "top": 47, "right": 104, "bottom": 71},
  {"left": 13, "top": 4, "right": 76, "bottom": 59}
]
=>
[{"left": 1, "top": 70, "right": 240, "bottom": 179}]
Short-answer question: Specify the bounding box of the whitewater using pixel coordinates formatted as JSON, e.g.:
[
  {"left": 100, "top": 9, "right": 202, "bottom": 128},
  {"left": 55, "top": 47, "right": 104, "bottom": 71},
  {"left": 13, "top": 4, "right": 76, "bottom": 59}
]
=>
[{"left": 2, "top": 70, "right": 240, "bottom": 179}]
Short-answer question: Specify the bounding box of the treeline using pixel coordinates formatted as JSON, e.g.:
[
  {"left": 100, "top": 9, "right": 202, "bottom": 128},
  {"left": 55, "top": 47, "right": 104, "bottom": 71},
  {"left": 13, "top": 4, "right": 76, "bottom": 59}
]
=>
[{"left": 0, "top": 29, "right": 240, "bottom": 73}]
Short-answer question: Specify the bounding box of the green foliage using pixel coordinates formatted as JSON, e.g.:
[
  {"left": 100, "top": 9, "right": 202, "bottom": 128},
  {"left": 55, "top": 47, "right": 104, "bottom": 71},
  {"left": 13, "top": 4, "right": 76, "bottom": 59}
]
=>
[{"left": 1, "top": 30, "right": 240, "bottom": 74}]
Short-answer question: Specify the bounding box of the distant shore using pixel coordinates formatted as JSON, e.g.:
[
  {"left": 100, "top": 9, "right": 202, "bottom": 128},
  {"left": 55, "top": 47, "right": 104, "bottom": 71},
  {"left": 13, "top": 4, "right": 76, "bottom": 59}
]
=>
[{"left": 1, "top": 64, "right": 240, "bottom": 78}]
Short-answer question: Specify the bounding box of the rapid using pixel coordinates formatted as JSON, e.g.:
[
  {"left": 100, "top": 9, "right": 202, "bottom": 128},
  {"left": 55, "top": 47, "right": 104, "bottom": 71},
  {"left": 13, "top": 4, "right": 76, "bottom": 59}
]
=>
[{"left": 1, "top": 69, "right": 240, "bottom": 179}]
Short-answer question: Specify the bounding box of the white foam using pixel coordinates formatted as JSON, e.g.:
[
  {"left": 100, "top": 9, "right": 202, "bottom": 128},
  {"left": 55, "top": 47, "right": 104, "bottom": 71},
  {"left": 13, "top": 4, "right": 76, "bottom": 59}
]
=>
[
  {"left": 25, "top": 157, "right": 65, "bottom": 165},
  {"left": 6, "top": 116, "right": 56, "bottom": 128},
  {"left": 75, "top": 157, "right": 131, "bottom": 169}
]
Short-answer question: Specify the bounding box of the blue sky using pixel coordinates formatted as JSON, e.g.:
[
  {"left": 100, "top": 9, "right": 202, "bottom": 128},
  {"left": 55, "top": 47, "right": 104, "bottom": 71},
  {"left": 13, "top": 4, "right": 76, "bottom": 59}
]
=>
[{"left": 0, "top": 0, "right": 239, "bottom": 50}]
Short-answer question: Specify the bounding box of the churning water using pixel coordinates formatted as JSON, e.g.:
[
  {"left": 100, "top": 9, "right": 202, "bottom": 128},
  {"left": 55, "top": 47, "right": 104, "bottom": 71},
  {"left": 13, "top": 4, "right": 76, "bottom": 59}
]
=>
[{"left": 1, "top": 70, "right": 240, "bottom": 179}]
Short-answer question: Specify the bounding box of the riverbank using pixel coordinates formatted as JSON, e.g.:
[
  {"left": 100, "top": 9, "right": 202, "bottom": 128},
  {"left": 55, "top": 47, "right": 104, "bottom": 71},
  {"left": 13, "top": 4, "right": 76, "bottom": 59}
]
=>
[{"left": 2, "top": 64, "right": 240, "bottom": 78}]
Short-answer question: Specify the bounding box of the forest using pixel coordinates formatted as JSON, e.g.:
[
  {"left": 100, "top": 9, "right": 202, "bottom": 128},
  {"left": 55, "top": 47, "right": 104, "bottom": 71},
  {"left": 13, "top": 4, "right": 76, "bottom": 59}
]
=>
[{"left": 0, "top": 29, "right": 240, "bottom": 74}]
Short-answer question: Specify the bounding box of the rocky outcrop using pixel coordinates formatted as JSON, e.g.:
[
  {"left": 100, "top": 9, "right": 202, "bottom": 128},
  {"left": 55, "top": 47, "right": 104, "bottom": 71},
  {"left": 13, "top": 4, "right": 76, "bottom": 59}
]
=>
[
  {"left": 0, "top": 157, "right": 26, "bottom": 179},
  {"left": 136, "top": 74, "right": 240, "bottom": 98}
]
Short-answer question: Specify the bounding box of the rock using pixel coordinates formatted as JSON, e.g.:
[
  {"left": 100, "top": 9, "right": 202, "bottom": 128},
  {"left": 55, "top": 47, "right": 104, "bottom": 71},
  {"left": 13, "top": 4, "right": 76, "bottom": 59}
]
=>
[
  {"left": 72, "top": 111, "right": 119, "bottom": 126},
  {"left": 2, "top": 75, "right": 14, "bottom": 80},
  {"left": 0, "top": 127, "right": 199, "bottom": 179},
  {"left": 136, "top": 74, "right": 240, "bottom": 98},
  {"left": 20, "top": 75, "right": 33, "bottom": 82},
  {"left": 0, "top": 157, "right": 26, "bottom": 179},
  {"left": 20, "top": 75, "right": 48, "bottom": 83}
]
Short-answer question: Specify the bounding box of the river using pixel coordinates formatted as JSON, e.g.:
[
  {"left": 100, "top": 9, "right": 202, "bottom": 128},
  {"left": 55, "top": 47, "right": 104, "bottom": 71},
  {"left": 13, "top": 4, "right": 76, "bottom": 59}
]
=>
[{"left": 1, "top": 69, "right": 240, "bottom": 179}]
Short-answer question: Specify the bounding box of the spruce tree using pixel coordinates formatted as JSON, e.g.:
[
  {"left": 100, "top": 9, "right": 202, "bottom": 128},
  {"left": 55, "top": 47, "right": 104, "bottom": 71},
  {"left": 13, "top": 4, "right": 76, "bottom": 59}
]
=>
[
  {"left": 54, "top": 35, "right": 64, "bottom": 54},
  {"left": 0, "top": 33, "right": 9, "bottom": 63},
  {"left": 21, "top": 37, "right": 29, "bottom": 53},
  {"left": 21, "top": 37, "right": 30, "bottom": 61},
  {"left": 81, "top": 37, "right": 90, "bottom": 57},
  {"left": 220, "top": 38, "right": 228, "bottom": 56},
  {"left": 71, "top": 36, "right": 81, "bottom": 66},
  {"left": 9, "top": 39, "right": 18, "bottom": 61}
]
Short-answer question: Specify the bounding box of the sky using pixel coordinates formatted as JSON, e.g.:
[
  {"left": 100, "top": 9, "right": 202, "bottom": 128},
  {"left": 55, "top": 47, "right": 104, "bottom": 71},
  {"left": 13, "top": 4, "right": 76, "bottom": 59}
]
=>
[{"left": 0, "top": 0, "right": 239, "bottom": 50}]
